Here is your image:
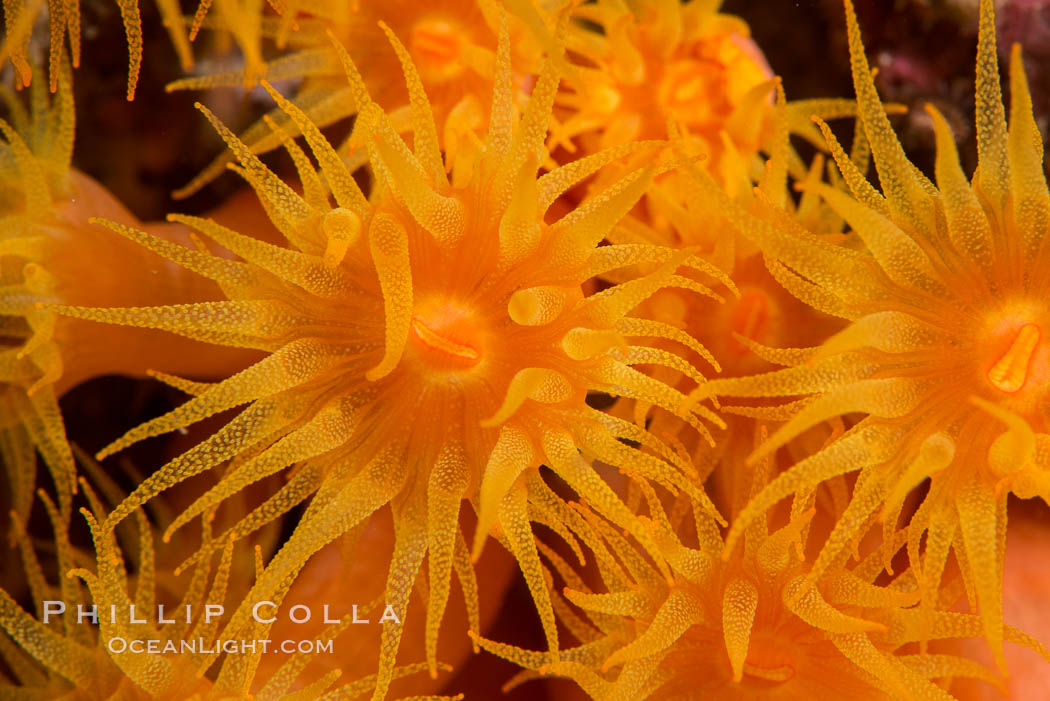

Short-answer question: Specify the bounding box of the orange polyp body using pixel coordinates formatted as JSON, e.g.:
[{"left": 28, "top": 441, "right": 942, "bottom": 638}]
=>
[
  {"left": 742, "top": 660, "right": 795, "bottom": 683},
  {"left": 558, "top": 6, "right": 773, "bottom": 165},
  {"left": 610, "top": 51, "right": 736, "bottom": 145},
  {"left": 409, "top": 300, "right": 485, "bottom": 370},
  {"left": 411, "top": 19, "right": 466, "bottom": 79},
  {"left": 987, "top": 323, "right": 1041, "bottom": 394},
  {"left": 728, "top": 287, "right": 771, "bottom": 356},
  {"left": 591, "top": 85, "right": 623, "bottom": 115},
  {"left": 659, "top": 58, "right": 729, "bottom": 120},
  {"left": 733, "top": 604, "right": 796, "bottom": 685},
  {"left": 412, "top": 316, "right": 481, "bottom": 363}
]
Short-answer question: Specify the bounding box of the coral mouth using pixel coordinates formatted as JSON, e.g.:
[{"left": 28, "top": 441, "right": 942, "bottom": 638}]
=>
[
  {"left": 728, "top": 288, "right": 773, "bottom": 355},
  {"left": 742, "top": 660, "right": 795, "bottom": 683},
  {"left": 661, "top": 59, "right": 725, "bottom": 113},
  {"left": 411, "top": 20, "right": 465, "bottom": 77},
  {"left": 987, "top": 322, "right": 1040, "bottom": 393},
  {"left": 411, "top": 314, "right": 481, "bottom": 365}
]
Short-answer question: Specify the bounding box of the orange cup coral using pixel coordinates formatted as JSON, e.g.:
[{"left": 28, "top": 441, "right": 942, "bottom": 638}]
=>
[
  {"left": 171, "top": 0, "right": 547, "bottom": 198},
  {"left": 52, "top": 16, "right": 732, "bottom": 698},
  {"left": 0, "top": 67, "right": 256, "bottom": 543},
  {"left": 2, "top": 0, "right": 1050, "bottom": 698},
  {"left": 681, "top": 0, "right": 1050, "bottom": 675},
  {"left": 476, "top": 427, "right": 1050, "bottom": 699}
]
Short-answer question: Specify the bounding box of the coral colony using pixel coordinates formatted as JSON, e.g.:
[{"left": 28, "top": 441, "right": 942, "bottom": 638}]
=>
[{"left": 1, "top": 0, "right": 1049, "bottom": 699}]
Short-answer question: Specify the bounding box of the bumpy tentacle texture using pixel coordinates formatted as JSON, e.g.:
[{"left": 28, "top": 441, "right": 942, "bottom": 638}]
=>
[
  {"left": 474, "top": 426, "right": 1047, "bottom": 699},
  {"left": 556, "top": 1, "right": 854, "bottom": 476},
  {"left": 595, "top": 74, "right": 851, "bottom": 545},
  {"left": 0, "top": 458, "right": 445, "bottom": 699},
  {"left": 170, "top": 0, "right": 548, "bottom": 197},
  {"left": 680, "top": 0, "right": 1050, "bottom": 674},
  {"left": 56, "top": 20, "right": 728, "bottom": 699},
  {"left": 613, "top": 85, "right": 850, "bottom": 511},
  {"left": 0, "top": 66, "right": 79, "bottom": 538},
  {"left": 0, "top": 0, "right": 192, "bottom": 100},
  {"left": 550, "top": 0, "right": 855, "bottom": 188},
  {"left": 0, "top": 64, "right": 252, "bottom": 545}
]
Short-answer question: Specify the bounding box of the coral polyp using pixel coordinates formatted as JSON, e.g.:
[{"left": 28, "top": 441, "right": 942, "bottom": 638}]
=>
[
  {"left": 55, "top": 20, "right": 728, "bottom": 697},
  {"left": 0, "top": 458, "right": 417, "bottom": 699},
  {"left": 172, "top": 0, "right": 545, "bottom": 197},
  {"left": 554, "top": 0, "right": 770, "bottom": 162},
  {"left": 476, "top": 433, "right": 1049, "bottom": 700},
  {"left": 0, "top": 67, "right": 78, "bottom": 533},
  {"left": 0, "top": 0, "right": 192, "bottom": 100},
  {"left": 551, "top": 0, "right": 853, "bottom": 194},
  {"left": 4, "top": 0, "right": 1050, "bottom": 697},
  {"left": 681, "top": 0, "right": 1050, "bottom": 674},
  {"left": 0, "top": 67, "right": 256, "bottom": 541}
]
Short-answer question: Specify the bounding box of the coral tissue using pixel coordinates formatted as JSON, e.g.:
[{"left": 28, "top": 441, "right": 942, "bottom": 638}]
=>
[{"left": 0, "top": 0, "right": 1047, "bottom": 699}]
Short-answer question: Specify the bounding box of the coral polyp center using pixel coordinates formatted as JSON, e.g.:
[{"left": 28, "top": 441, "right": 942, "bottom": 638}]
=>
[
  {"left": 410, "top": 302, "right": 484, "bottom": 369},
  {"left": 736, "top": 633, "right": 796, "bottom": 683},
  {"left": 659, "top": 59, "right": 730, "bottom": 121},
  {"left": 727, "top": 287, "right": 774, "bottom": 356},
  {"left": 986, "top": 321, "right": 1041, "bottom": 394},
  {"left": 411, "top": 18, "right": 467, "bottom": 79}
]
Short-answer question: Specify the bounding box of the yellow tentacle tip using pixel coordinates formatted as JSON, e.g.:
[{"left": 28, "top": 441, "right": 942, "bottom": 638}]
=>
[{"left": 322, "top": 207, "right": 362, "bottom": 268}]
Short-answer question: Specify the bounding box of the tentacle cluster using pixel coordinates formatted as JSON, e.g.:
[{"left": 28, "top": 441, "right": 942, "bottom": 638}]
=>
[
  {"left": 0, "top": 64, "right": 245, "bottom": 544},
  {"left": 678, "top": 0, "right": 1050, "bottom": 674},
  {"left": 0, "top": 67, "right": 78, "bottom": 537},
  {"left": 476, "top": 426, "right": 1050, "bottom": 699},
  {"left": 0, "top": 454, "right": 440, "bottom": 699},
  {"left": 0, "top": 0, "right": 193, "bottom": 100},
  {"left": 550, "top": 0, "right": 859, "bottom": 189},
  {"left": 171, "top": 0, "right": 549, "bottom": 198},
  {"left": 55, "top": 16, "right": 730, "bottom": 697},
  {"left": 3, "top": 0, "right": 1050, "bottom": 699}
]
